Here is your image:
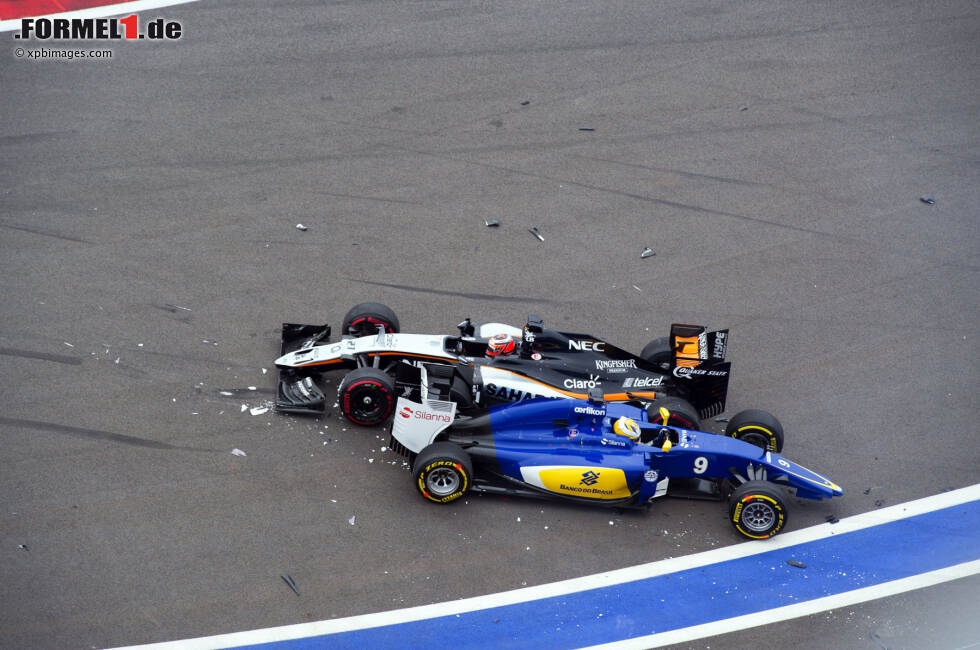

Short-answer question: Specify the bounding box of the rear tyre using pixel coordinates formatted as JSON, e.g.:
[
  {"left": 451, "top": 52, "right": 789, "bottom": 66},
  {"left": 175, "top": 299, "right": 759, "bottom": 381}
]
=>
[
  {"left": 725, "top": 409, "right": 784, "bottom": 452},
  {"left": 412, "top": 442, "right": 472, "bottom": 504},
  {"left": 728, "top": 480, "right": 788, "bottom": 539},
  {"left": 339, "top": 367, "right": 396, "bottom": 426},
  {"left": 640, "top": 336, "right": 672, "bottom": 371},
  {"left": 341, "top": 302, "right": 400, "bottom": 337},
  {"left": 647, "top": 396, "right": 701, "bottom": 430}
]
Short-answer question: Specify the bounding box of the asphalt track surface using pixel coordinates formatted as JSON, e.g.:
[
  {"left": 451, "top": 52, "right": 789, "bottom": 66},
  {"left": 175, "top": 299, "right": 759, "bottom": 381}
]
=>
[{"left": 1, "top": 1, "right": 978, "bottom": 648}]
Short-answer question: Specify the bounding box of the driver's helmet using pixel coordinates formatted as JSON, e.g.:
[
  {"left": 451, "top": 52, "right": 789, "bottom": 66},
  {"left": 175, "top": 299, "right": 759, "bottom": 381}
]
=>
[
  {"left": 486, "top": 333, "right": 516, "bottom": 357},
  {"left": 612, "top": 417, "right": 641, "bottom": 440}
]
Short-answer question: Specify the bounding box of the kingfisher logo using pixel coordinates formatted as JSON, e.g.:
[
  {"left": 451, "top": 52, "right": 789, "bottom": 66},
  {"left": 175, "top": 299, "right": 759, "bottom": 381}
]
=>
[
  {"left": 579, "top": 470, "right": 600, "bottom": 486},
  {"left": 399, "top": 406, "right": 413, "bottom": 419}
]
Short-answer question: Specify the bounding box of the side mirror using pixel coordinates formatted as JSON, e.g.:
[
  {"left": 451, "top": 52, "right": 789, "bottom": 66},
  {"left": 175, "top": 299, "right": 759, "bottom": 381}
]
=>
[{"left": 457, "top": 318, "right": 474, "bottom": 337}]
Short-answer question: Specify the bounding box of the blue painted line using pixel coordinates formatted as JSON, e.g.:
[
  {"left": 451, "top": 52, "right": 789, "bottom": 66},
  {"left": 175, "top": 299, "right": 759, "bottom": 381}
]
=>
[{"left": 235, "top": 499, "right": 980, "bottom": 650}]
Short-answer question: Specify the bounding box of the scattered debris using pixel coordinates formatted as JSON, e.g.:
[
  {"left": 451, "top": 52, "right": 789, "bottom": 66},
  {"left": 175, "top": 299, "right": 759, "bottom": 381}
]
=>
[
  {"left": 63, "top": 342, "right": 74, "bottom": 348},
  {"left": 825, "top": 515, "right": 839, "bottom": 524},
  {"left": 640, "top": 247, "right": 655, "bottom": 258},
  {"left": 296, "top": 224, "right": 308, "bottom": 231},
  {"left": 164, "top": 304, "right": 192, "bottom": 312},
  {"left": 786, "top": 560, "right": 807, "bottom": 569},
  {"left": 18, "top": 544, "right": 28, "bottom": 551},
  {"left": 870, "top": 631, "right": 889, "bottom": 650},
  {"left": 231, "top": 448, "right": 247, "bottom": 457},
  {"left": 875, "top": 499, "right": 885, "bottom": 507},
  {"left": 348, "top": 516, "right": 356, "bottom": 525},
  {"left": 528, "top": 227, "right": 544, "bottom": 241},
  {"left": 281, "top": 574, "right": 300, "bottom": 596},
  {"left": 201, "top": 340, "right": 218, "bottom": 346},
  {"left": 919, "top": 195, "right": 935, "bottom": 205},
  {"left": 632, "top": 285, "right": 642, "bottom": 292},
  {"left": 484, "top": 219, "right": 500, "bottom": 227},
  {"left": 578, "top": 127, "right": 595, "bottom": 131},
  {"left": 863, "top": 488, "right": 872, "bottom": 495},
  {"left": 737, "top": 105, "right": 748, "bottom": 112},
  {"left": 250, "top": 406, "right": 269, "bottom": 416},
  {"left": 520, "top": 100, "right": 530, "bottom": 106},
  {"left": 715, "top": 417, "right": 729, "bottom": 423}
]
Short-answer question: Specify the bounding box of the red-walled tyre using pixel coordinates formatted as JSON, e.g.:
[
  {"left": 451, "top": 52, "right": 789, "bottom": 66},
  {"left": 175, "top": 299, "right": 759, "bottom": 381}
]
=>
[
  {"left": 341, "top": 302, "right": 400, "bottom": 337},
  {"left": 339, "top": 367, "right": 395, "bottom": 426}
]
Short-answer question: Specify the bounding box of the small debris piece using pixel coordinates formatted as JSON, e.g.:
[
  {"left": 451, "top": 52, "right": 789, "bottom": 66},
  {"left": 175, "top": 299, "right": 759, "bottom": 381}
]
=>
[
  {"left": 528, "top": 227, "right": 544, "bottom": 241},
  {"left": 281, "top": 574, "right": 300, "bottom": 596},
  {"left": 919, "top": 195, "right": 935, "bottom": 205},
  {"left": 578, "top": 127, "right": 595, "bottom": 131},
  {"left": 870, "top": 631, "right": 889, "bottom": 650},
  {"left": 863, "top": 488, "right": 872, "bottom": 495},
  {"left": 19, "top": 544, "right": 29, "bottom": 551},
  {"left": 296, "top": 223, "right": 308, "bottom": 231},
  {"left": 250, "top": 406, "right": 269, "bottom": 416},
  {"left": 348, "top": 515, "right": 356, "bottom": 525},
  {"left": 715, "top": 417, "right": 729, "bottom": 423},
  {"left": 165, "top": 304, "right": 192, "bottom": 312},
  {"left": 520, "top": 100, "right": 530, "bottom": 105},
  {"left": 875, "top": 499, "right": 885, "bottom": 507},
  {"left": 786, "top": 560, "right": 807, "bottom": 569},
  {"left": 231, "top": 448, "right": 247, "bottom": 457},
  {"left": 825, "top": 515, "right": 839, "bottom": 524},
  {"left": 640, "top": 247, "right": 655, "bottom": 258},
  {"left": 202, "top": 339, "right": 218, "bottom": 346},
  {"left": 484, "top": 219, "right": 500, "bottom": 227},
  {"left": 737, "top": 105, "right": 748, "bottom": 112}
]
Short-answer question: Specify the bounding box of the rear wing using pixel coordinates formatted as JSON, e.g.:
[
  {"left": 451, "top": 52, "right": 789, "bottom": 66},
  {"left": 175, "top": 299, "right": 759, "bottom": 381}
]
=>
[
  {"left": 670, "top": 324, "right": 730, "bottom": 419},
  {"left": 274, "top": 323, "right": 331, "bottom": 414},
  {"left": 670, "top": 324, "right": 728, "bottom": 367}
]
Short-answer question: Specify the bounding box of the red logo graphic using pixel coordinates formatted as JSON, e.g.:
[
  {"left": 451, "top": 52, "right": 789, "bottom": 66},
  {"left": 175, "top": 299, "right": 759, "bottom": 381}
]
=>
[{"left": 399, "top": 406, "right": 413, "bottom": 419}]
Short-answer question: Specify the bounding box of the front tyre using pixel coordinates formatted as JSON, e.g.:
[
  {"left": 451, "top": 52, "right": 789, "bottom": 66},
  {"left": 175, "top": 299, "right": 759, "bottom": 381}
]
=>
[
  {"left": 725, "top": 409, "right": 784, "bottom": 452},
  {"left": 412, "top": 442, "right": 473, "bottom": 504},
  {"left": 729, "top": 480, "right": 788, "bottom": 539},
  {"left": 341, "top": 302, "right": 400, "bottom": 337},
  {"left": 339, "top": 367, "right": 396, "bottom": 426}
]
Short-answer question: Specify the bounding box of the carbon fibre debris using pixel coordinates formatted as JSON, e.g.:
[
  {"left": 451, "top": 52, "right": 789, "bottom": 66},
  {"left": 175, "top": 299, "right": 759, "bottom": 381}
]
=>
[
  {"left": 281, "top": 574, "right": 300, "bottom": 596},
  {"left": 528, "top": 227, "right": 544, "bottom": 241}
]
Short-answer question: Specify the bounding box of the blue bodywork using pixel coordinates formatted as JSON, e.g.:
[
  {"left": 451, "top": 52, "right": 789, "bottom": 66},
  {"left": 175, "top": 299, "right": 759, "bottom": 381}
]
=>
[{"left": 475, "top": 398, "right": 842, "bottom": 505}]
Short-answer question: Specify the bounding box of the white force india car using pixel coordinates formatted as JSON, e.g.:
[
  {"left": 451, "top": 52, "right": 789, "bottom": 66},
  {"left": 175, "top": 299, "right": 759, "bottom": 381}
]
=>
[{"left": 272, "top": 302, "right": 760, "bottom": 447}]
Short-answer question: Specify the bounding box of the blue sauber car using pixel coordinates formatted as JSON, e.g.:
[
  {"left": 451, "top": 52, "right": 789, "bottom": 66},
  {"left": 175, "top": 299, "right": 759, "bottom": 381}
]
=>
[{"left": 390, "top": 393, "right": 842, "bottom": 539}]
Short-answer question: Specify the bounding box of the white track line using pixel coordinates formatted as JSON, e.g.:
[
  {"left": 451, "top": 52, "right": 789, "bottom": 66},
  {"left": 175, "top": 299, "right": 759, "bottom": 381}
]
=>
[
  {"left": 113, "top": 484, "right": 980, "bottom": 650},
  {"left": 1, "top": 0, "right": 199, "bottom": 32}
]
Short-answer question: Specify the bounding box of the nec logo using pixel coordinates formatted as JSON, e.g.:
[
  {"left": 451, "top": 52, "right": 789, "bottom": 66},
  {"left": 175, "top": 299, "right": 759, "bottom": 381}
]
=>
[{"left": 569, "top": 339, "right": 605, "bottom": 351}]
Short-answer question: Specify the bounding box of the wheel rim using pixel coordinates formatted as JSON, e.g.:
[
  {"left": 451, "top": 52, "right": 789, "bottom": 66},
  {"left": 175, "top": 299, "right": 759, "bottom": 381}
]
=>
[
  {"left": 426, "top": 467, "right": 460, "bottom": 496},
  {"left": 738, "top": 430, "right": 771, "bottom": 450},
  {"left": 740, "top": 500, "right": 776, "bottom": 532},
  {"left": 346, "top": 383, "right": 388, "bottom": 423}
]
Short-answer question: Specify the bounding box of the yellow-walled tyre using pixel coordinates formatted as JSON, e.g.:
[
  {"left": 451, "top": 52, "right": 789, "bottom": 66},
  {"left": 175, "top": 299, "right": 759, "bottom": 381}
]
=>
[
  {"left": 412, "top": 442, "right": 472, "bottom": 504},
  {"left": 725, "top": 409, "right": 784, "bottom": 452},
  {"left": 729, "top": 481, "right": 788, "bottom": 539}
]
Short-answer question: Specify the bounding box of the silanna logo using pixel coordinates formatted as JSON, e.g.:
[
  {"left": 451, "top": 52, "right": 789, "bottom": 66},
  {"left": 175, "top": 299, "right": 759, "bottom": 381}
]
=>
[
  {"left": 13, "top": 15, "right": 182, "bottom": 40},
  {"left": 399, "top": 406, "right": 413, "bottom": 419}
]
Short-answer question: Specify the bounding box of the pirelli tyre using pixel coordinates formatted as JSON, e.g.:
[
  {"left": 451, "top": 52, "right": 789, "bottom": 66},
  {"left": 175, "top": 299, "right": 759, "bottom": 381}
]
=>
[
  {"left": 728, "top": 480, "right": 788, "bottom": 539},
  {"left": 341, "top": 302, "right": 400, "bottom": 338},
  {"left": 339, "top": 367, "right": 396, "bottom": 426},
  {"left": 640, "top": 336, "right": 672, "bottom": 371},
  {"left": 647, "top": 396, "right": 701, "bottom": 431},
  {"left": 725, "top": 409, "right": 784, "bottom": 452},
  {"left": 412, "top": 442, "right": 473, "bottom": 504}
]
